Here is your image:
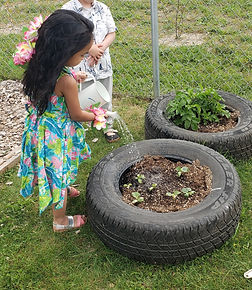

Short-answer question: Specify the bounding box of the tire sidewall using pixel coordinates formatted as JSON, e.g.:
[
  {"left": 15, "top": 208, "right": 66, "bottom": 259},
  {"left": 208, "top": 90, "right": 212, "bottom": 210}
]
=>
[
  {"left": 87, "top": 139, "right": 240, "bottom": 228},
  {"left": 145, "top": 91, "right": 252, "bottom": 141}
]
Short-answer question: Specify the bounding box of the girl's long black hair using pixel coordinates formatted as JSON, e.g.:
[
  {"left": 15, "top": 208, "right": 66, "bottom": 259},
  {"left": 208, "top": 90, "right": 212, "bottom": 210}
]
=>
[{"left": 22, "top": 9, "right": 94, "bottom": 115}]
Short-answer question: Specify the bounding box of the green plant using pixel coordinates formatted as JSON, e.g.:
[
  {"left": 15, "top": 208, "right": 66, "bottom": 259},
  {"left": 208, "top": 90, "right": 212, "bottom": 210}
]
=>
[
  {"left": 135, "top": 174, "right": 145, "bottom": 183},
  {"left": 175, "top": 166, "right": 189, "bottom": 177},
  {"left": 165, "top": 187, "right": 195, "bottom": 199},
  {"left": 181, "top": 187, "right": 195, "bottom": 197},
  {"left": 131, "top": 192, "right": 144, "bottom": 204},
  {"left": 166, "top": 87, "right": 231, "bottom": 131},
  {"left": 149, "top": 183, "right": 157, "bottom": 191},
  {"left": 166, "top": 190, "right": 181, "bottom": 199},
  {"left": 123, "top": 183, "right": 132, "bottom": 189}
]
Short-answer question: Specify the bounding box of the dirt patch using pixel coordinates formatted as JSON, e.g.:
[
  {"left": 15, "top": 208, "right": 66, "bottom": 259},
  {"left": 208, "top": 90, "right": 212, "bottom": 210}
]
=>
[
  {"left": 0, "top": 24, "right": 21, "bottom": 35},
  {"left": 197, "top": 109, "right": 240, "bottom": 133},
  {"left": 159, "top": 33, "right": 206, "bottom": 47},
  {"left": 120, "top": 155, "right": 212, "bottom": 213},
  {"left": 0, "top": 80, "right": 26, "bottom": 158},
  {"left": 166, "top": 108, "right": 240, "bottom": 133}
]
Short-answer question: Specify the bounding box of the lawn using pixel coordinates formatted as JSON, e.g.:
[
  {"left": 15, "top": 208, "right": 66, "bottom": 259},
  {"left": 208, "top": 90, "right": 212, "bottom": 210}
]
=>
[
  {"left": 0, "top": 0, "right": 251, "bottom": 99},
  {"left": 0, "top": 96, "right": 252, "bottom": 289}
]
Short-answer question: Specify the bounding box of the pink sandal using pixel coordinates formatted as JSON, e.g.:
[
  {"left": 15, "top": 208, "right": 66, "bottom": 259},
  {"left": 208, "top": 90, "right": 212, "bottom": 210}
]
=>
[
  {"left": 67, "top": 186, "right": 80, "bottom": 198},
  {"left": 53, "top": 215, "right": 87, "bottom": 232}
]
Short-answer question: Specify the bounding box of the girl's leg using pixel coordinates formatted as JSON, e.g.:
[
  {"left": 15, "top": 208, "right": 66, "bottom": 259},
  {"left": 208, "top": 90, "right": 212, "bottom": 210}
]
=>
[
  {"left": 52, "top": 188, "right": 68, "bottom": 225},
  {"left": 52, "top": 188, "right": 86, "bottom": 231}
]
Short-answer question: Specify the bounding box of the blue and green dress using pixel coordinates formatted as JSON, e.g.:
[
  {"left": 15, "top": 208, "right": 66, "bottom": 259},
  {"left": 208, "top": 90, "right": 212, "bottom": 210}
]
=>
[{"left": 18, "top": 67, "right": 91, "bottom": 214}]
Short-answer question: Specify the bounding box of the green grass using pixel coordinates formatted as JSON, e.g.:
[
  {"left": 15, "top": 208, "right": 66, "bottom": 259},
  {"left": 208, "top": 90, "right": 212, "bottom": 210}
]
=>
[
  {"left": 0, "top": 96, "right": 252, "bottom": 289},
  {"left": 0, "top": 0, "right": 251, "bottom": 99},
  {"left": 0, "top": 1, "right": 252, "bottom": 288}
]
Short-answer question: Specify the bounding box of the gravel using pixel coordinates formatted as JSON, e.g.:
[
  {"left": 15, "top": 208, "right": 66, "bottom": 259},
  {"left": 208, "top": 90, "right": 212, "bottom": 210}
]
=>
[{"left": 0, "top": 80, "right": 26, "bottom": 158}]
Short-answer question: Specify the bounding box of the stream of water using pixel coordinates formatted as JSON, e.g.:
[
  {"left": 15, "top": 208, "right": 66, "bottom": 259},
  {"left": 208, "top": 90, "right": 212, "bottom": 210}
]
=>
[
  {"left": 113, "top": 113, "right": 134, "bottom": 144},
  {"left": 111, "top": 112, "right": 142, "bottom": 160}
]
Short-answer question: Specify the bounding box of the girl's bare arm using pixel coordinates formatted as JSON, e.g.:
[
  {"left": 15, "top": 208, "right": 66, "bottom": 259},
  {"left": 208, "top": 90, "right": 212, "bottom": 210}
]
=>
[{"left": 55, "top": 75, "right": 95, "bottom": 122}]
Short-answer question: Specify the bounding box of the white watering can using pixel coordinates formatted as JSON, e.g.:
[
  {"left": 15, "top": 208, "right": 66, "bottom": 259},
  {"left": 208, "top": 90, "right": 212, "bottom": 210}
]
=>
[{"left": 78, "top": 74, "right": 111, "bottom": 110}]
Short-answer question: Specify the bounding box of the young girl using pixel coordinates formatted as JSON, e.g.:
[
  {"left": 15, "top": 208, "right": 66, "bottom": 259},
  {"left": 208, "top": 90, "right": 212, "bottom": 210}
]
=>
[{"left": 18, "top": 9, "right": 97, "bottom": 232}]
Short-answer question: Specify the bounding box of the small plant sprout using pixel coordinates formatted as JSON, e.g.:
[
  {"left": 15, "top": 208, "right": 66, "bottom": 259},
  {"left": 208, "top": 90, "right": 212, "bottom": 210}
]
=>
[
  {"left": 181, "top": 187, "right": 195, "bottom": 197},
  {"left": 149, "top": 183, "right": 157, "bottom": 191},
  {"left": 166, "top": 190, "right": 181, "bottom": 199},
  {"left": 131, "top": 192, "right": 144, "bottom": 204},
  {"left": 175, "top": 166, "right": 189, "bottom": 177},
  {"left": 135, "top": 174, "right": 145, "bottom": 184},
  {"left": 123, "top": 183, "right": 132, "bottom": 189}
]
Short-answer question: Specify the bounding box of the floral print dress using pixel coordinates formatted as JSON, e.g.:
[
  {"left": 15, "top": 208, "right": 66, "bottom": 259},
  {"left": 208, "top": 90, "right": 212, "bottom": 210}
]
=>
[{"left": 18, "top": 67, "right": 91, "bottom": 214}]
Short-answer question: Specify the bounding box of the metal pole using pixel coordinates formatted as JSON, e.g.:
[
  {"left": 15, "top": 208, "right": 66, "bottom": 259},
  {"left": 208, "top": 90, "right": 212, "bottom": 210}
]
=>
[{"left": 150, "top": 0, "right": 160, "bottom": 98}]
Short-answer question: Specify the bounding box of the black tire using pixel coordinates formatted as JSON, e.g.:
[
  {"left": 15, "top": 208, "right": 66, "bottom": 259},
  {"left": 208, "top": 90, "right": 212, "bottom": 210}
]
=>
[
  {"left": 145, "top": 91, "right": 252, "bottom": 160},
  {"left": 86, "top": 139, "right": 241, "bottom": 264}
]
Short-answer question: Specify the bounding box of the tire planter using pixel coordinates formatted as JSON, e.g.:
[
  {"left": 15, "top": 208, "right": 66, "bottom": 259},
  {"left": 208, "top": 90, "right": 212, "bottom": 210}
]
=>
[
  {"left": 86, "top": 139, "right": 241, "bottom": 264},
  {"left": 145, "top": 91, "right": 252, "bottom": 160}
]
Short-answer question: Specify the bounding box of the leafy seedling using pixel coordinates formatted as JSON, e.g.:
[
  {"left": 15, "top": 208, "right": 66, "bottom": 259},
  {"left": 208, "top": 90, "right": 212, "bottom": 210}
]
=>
[
  {"left": 123, "top": 183, "right": 132, "bottom": 189},
  {"left": 175, "top": 166, "right": 189, "bottom": 177},
  {"left": 131, "top": 192, "right": 144, "bottom": 204},
  {"left": 149, "top": 183, "right": 157, "bottom": 191},
  {"left": 166, "top": 87, "right": 231, "bottom": 131},
  {"left": 135, "top": 174, "right": 145, "bottom": 184},
  {"left": 166, "top": 190, "right": 181, "bottom": 199},
  {"left": 181, "top": 187, "right": 195, "bottom": 197}
]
